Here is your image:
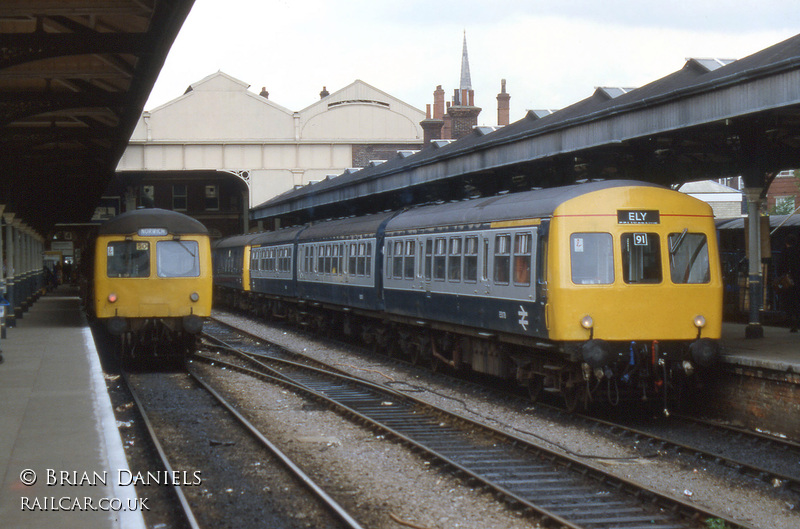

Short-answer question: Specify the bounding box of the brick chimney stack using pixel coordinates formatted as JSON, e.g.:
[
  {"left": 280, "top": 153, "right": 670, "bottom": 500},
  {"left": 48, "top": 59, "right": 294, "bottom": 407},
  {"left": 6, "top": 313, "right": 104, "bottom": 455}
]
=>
[
  {"left": 433, "top": 85, "right": 445, "bottom": 119},
  {"left": 419, "top": 34, "right": 483, "bottom": 143},
  {"left": 497, "top": 79, "right": 510, "bottom": 126},
  {"left": 319, "top": 86, "right": 329, "bottom": 99},
  {"left": 421, "top": 86, "right": 445, "bottom": 146}
]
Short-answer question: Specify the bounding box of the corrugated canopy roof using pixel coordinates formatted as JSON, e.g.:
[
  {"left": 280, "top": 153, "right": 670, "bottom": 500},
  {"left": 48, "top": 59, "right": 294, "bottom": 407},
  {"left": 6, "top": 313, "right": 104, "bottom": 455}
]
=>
[
  {"left": 0, "top": 0, "right": 195, "bottom": 235},
  {"left": 254, "top": 33, "right": 800, "bottom": 227}
]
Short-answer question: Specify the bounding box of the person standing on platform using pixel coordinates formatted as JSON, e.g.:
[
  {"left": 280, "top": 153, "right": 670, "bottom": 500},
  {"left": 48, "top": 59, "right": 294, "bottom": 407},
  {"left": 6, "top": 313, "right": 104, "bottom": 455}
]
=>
[{"left": 777, "top": 233, "right": 800, "bottom": 332}]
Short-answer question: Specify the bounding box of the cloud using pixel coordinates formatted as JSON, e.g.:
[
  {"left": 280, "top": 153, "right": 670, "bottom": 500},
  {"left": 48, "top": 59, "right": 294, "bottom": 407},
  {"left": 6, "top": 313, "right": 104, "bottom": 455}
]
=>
[{"left": 145, "top": 1, "right": 799, "bottom": 126}]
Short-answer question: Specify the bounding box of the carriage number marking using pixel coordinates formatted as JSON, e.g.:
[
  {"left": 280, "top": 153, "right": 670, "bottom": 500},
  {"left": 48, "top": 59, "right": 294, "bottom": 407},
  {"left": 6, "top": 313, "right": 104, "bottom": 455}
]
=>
[{"left": 499, "top": 307, "right": 529, "bottom": 330}]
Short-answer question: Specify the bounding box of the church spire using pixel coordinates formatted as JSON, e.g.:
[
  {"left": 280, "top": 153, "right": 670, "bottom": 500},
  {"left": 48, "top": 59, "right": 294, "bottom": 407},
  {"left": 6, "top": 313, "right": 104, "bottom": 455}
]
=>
[{"left": 460, "top": 30, "right": 472, "bottom": 91}]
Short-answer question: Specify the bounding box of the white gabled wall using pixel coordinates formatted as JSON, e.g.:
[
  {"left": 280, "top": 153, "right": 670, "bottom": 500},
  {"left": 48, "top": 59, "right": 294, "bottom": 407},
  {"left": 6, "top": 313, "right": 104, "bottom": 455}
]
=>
[{"left": 119, "top": 72, "right": 424, "bottom": 206}]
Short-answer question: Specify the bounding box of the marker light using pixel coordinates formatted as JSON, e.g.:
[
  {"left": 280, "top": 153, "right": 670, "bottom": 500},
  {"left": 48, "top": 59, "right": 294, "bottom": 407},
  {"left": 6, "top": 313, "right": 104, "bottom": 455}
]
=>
[
  {"left": 189, "top": 292, "right": 200, "bottom": 302},
  {"left": 108, "top": 293, "right": 117, "bottom": 303},
  {"left": 693, "top": 315, "right": 706, "bottom": 329},
  {"left": 580, "top": 315, "right": 594, "bottom": 329}
]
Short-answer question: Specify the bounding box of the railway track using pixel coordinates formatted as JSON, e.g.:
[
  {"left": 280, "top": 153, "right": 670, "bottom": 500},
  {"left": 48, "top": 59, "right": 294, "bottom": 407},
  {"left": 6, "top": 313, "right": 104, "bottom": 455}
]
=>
[
  {"left": 199, "top": 319, "right": 757, "bottom": 529},
  {"left": 122, "top": 372, "right": 201, "bottom": 529},
  {"left": 122, "top": 368, "right": 365, "bottom": 529},
  {"left": 572, "top": 411, "right": 800, "bottom": 498},
  {"left": 207, "top": 313, "right": 800, "bottom": 503}
]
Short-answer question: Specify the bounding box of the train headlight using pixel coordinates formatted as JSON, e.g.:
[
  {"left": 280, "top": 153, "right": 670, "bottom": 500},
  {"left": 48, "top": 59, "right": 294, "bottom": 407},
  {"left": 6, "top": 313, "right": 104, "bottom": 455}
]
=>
[
  {"left": 190, "top": 292, "right": 200, "bottom": 302},
  {"left": 693, "top": 315, "right": 706, "bottom": 329},
  {"left": 108, "top": 293, "right": 118, "bottom": 303},
  {"left": 580, "top": 315, "right": 594, "bottom": 329}
]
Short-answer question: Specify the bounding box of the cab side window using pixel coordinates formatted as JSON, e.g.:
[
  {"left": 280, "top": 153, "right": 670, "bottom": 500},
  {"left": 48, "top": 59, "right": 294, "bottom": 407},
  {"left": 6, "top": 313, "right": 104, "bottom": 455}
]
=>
[
  {"left": 571, "top": 233, "right": 614, "bottom": 285},
  {"left": 621, "top": 233, "right": 661, "bottom": 284},
  {"left": 107, "top": 241, "right": 150, "bottom": 278},
  {"left": 157, "top": 240, "right": 200, "bottom": 278}
]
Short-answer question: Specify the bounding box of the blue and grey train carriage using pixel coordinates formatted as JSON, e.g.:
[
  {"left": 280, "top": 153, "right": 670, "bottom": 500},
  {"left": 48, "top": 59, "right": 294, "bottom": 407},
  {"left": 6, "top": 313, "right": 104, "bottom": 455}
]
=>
[
  {"left": 214, "top": 180, "right": 723, "bottom": 410},
  {"left": 211, "top": 233, "right": 261, "bottom": 308},
  {"left": 296, "top": 212, "right": 395, "bottom": 312}
]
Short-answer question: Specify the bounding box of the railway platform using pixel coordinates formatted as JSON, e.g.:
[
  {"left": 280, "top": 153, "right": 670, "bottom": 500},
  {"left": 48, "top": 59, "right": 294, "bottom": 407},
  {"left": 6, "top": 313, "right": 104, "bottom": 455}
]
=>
[
  {"left": 0, "top": 286, "right": 145, "bottom": 529},
  {"left": 720, "top": 322, "right": 800, "bottom": 373},
  {"left": 709, "top": 322, "right": 800, "bottom": 440}
]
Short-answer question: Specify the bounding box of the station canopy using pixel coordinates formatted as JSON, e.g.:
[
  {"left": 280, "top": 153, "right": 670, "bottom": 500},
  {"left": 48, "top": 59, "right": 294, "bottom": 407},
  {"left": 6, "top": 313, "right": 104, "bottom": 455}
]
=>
[
  {"left": 253, "top": 33, "right": 800, "bottom": 227},
  {"left": 0, "top": 0, "right": 195, "bottom": 235}
]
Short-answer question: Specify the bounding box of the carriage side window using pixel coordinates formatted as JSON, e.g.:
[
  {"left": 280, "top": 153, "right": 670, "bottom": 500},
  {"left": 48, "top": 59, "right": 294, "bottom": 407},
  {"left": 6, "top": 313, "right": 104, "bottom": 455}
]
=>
[
  {"left": 404, "top": 240, "right": 415, "bottom": 280},
  {"left": 348, "top": 243, "right": 357, "bottom": 275},
  {"left": 392, "top": 240, "right": 403, "bottom": 279},
  {"left": 107, "top": 241, "right": 150, "bottom": 278},
  {"left": 424, "top": 239, "right": 433, "bottom": 280},
  {"left": 325, "top": 245, "right": 334, "bottom": 274},
  {"left": 157, "top": 240, "right": 200, "bottom": 278},
  {"left": 621, "top": 233, "right": 661, "bottom": 284},
  {"left": 304, "top": 246, "right": 314, "bottom": 273},
  {"left": 433, "top": 238, "right": 446, "bottom": 281},
  {"left": 365, "top": 242, "right": 372, "bottom": 277},
  {"left": 464, "top": 236, "right": 479, "bottom": 282},
  {"left": 280, "top": 247, "right": 291, "bottom": 273},
  {"left": 513, "top": 233, "right": 532, "bottom": 286},
  {"left": 448, "top": 237, "right": 462, "bottom": 281},
  {"left": 571, "top": 233, "right": 614, "bottom": 285},
  {"left": 483, "top": 238, "right": 489, "bottom": 281},
  {"left": 356, "top": 242, "right": 367, "bottom": 276},
  {"left": 172, "top": 184, "right": 187, "bottom": 211},
  {"left": 494, "top": 234, "right": 511, "bottom": 284},
  {"left": 668, "top": 232, "right": 710, "bottom": 284}
]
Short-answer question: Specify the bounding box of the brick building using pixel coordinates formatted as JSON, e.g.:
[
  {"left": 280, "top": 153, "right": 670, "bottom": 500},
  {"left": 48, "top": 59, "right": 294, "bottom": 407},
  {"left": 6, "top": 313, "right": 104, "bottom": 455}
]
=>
[
  {"left": 766, "top": 169, "right": 800, "bottom": 213},
  {"left": 421, "top": 33, "right": 511, "bottom": 146}
]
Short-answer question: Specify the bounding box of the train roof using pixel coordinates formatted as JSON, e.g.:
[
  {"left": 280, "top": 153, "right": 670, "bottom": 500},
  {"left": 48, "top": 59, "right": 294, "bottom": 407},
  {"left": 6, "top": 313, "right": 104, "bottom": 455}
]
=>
[
  {"left": 716, "top": 214, "right": 800, "bottom": 230},
  {"left": 297, "top": 211, "right": 397, "bottom": 241},
  {"left": 97, "top": 208, "right": 208, "bottom": 235},
  {"left": 386, "top": 180, "right": 662, "bottom": 232},
  {"left": 249, "top": 225, "right": 306, "bottom": 246},
  {"left": 212, "top": 232, "right": 262, "bottom": 249}
]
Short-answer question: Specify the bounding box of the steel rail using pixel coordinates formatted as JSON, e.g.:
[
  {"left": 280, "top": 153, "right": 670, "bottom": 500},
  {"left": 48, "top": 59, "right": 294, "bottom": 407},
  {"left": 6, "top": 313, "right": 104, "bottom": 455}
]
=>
[
  {"left": 573, "top": 411, "right": 800, "bottom": 496},
  {"left": 185, "top": 370, "right": 366, "bottom": 529},
  {"left": 198, "top": 326, "right": 758, "bottom": 529},
  {"left": 122, "top": 372, "right": 202, "bottom": 529},
  {"left": 208, "top": 314, "right": 800, "bottom": 497}
]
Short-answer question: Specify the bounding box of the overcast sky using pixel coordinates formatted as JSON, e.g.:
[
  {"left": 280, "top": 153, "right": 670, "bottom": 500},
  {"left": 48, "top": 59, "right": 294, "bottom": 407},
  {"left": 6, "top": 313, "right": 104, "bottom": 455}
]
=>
[{"left": 144, "top": 0, "right": 800, "bottom": 125}]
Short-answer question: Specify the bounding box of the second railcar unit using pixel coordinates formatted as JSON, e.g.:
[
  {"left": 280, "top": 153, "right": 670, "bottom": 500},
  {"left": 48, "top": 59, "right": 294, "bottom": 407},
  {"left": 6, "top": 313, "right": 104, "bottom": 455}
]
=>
[{"left": 214, "top": 180, "right": 723, "bottom": 409}]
